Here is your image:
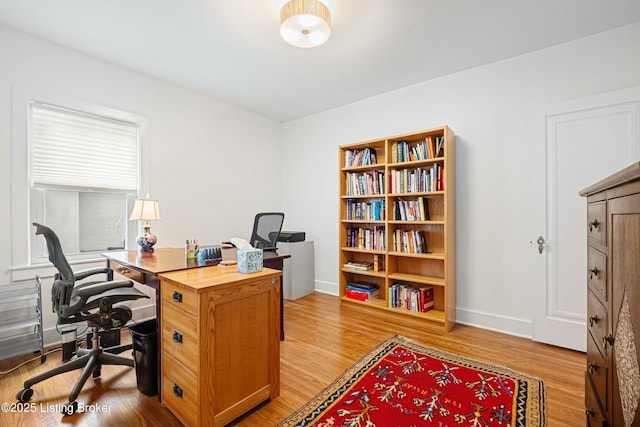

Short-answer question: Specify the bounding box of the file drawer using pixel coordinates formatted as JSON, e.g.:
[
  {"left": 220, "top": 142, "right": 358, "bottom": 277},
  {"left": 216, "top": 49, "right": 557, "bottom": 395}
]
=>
[
  {"left": 161, "top": 302, "right": 199, "bottom": 372},
  {"left": 162, "top": 279, "right": 198, "bottom": 315},
  {"left": 162, "top": 353, "right": 199, "bottom": 427}
]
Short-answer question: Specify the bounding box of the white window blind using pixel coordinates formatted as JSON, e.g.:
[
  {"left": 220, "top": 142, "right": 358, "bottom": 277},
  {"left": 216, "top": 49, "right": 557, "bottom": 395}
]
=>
[{"left": 30, "top": 102, "right": 139, "bottom": 190}]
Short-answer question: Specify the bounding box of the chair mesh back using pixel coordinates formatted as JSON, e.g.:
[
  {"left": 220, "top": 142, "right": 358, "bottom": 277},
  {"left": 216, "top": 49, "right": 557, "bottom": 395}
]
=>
[
  {"left": 33, "top": 223, "right": 75, "bottom": 311},
  {"left": 250, "top": 213, "right": 284, "bottom": 249}
]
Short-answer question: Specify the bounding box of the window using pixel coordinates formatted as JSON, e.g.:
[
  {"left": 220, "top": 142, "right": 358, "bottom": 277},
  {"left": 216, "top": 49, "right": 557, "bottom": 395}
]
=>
[{"left": 29, "top": 102, "right": 141, "bottom": 262}]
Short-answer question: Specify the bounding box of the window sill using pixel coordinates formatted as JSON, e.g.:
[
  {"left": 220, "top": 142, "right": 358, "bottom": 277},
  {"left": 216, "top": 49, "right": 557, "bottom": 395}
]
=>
[{"left": 9, "top": 257, "right": 106, "bottom": 282}]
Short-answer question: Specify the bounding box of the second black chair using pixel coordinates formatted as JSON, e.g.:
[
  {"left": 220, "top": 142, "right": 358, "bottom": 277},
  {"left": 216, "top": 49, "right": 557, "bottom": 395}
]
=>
[{"left": 249, "top": 212, "right": 285, "bottom": 251}]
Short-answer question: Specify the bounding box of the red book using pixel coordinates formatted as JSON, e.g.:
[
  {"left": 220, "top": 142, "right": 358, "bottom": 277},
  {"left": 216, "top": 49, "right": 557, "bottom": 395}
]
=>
[{"left": 346, "top": 287, "right": 378, "bottom": 302}]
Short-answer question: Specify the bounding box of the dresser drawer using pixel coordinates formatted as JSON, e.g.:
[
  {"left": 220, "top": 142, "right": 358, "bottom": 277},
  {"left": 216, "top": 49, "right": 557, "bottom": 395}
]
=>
[
  {"left": 161, "top": 279, "right": 198, "bottom": 315},
  {"left": 585, "top": 372, "right": 606, "bottom": 427},
  {"left": 587, "top": 201, "right": 607, "bottom": 245},
  {"left": 161, "top": 302, "right": 199, "bottom": 372},
  {"left": 162, "top": 354, "right": 199, "bottom": 427},
  {"left": 587, "top": 290, "right": 609, "bottom": 357},
  {"left": 587, "top": 247, "right": 607, "bottom": 304},
  {"left": 587, "top": 333, "right": 608, "bottom": 410}
]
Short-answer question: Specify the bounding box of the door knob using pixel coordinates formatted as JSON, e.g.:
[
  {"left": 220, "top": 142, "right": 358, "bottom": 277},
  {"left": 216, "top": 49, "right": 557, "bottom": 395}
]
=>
[{"left": 536, "top": 236, "right": 545, "bottom": 254}]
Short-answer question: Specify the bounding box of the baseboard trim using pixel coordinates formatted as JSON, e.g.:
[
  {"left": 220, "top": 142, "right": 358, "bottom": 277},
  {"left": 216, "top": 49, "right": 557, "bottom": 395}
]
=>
[
  {"left": 456, "top": 307, "right": 532, "bottom": 339},
  {"left": 314, "top": 280, "right": 338, "bottom": 296}
]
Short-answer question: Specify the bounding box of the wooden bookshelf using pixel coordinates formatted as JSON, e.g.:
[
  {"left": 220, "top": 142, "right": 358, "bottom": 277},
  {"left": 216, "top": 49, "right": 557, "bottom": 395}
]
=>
[{"left": 339, "top": 126, "right": 456, "bottom": 332}]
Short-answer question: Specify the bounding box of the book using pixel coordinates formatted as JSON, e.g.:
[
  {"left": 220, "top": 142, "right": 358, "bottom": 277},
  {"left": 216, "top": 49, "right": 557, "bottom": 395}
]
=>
[
  {"left": 345, "top": 286, "right": 379, "bottom": 302},
  {"left": 347, "top": 281, "right": 378, "bottom": 291},
  {"left": 343, "top": 261, "right": 374, "bottom": 271}
]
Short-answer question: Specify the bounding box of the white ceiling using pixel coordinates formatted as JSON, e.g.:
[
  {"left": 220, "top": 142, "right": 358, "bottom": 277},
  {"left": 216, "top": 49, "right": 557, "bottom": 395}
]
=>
[{"left": 1, "top": 0, "right": 640, "bottom": 122}]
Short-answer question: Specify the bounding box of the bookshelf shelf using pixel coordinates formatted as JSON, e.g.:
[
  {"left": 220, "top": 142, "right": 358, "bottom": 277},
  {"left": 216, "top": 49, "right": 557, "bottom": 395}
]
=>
[
  {"left": 387, "top": 272, "right": 444, "bottom": 286},
  {"left": 340, "top": 297, "right": 446, "bottom": 324},
  {"left": 340, "top": 247, "right": 386, "bottom": 254},
  {"left": 341, "top": 268, "right": 386, "bottom": 278},
  {"left": 339, "top": 126, "right": 455, "bottom": 332},
  {"left": 388, "top": 251, "right": 445, "bottom": 260},
  {"left": 388, "top": 220, "right": 445, "bottom": 225}
]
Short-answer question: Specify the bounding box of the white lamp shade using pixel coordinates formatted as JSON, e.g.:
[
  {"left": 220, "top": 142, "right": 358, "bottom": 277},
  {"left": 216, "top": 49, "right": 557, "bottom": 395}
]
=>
[
  {"left": 129, "top": 199, "right": 161, "bottom": 221},
  {"left": 280, "top": 0, "right": 331, "bottom": 48}
]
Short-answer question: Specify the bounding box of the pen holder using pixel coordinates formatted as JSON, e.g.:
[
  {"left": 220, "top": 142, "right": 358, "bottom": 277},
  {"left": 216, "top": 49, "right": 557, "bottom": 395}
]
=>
[{"left": 185, "top": 243, "right": 199, "bottom": 260}]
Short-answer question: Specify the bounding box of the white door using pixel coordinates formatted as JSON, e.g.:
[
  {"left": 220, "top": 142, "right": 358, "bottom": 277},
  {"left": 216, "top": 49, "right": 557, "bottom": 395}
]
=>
[{"left": 531, "top": 87, "right": 640, "bottom": 351}]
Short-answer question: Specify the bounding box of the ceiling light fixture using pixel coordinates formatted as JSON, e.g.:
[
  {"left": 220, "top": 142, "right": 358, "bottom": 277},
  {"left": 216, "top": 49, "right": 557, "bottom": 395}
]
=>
[{"left": 279, "top": 0, "right": 331, "bottom": 48}]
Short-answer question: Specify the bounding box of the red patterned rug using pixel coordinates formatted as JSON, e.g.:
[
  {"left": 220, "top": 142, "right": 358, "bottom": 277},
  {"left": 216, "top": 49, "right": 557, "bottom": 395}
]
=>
[{"left": 278, "top": 335, "right": 545, "bottom": 427}]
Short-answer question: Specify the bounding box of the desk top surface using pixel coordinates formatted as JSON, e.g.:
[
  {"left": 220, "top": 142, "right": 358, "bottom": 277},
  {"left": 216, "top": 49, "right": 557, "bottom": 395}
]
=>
[
  {"left": 158, "top": 265, "right": 282, "bottom": 291},
  {"left": 102, "top": 246, "right": 288, "bottom": 275}
]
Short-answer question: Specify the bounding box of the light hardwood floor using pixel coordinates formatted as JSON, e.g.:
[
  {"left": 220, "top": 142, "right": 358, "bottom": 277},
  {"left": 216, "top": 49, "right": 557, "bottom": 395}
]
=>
[{"left": 0, "top": 292, "right": 585, "bottom": 427}]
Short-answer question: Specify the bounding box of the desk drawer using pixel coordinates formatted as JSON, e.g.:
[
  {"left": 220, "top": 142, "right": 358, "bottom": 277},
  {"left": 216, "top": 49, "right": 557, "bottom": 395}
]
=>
[
  {"left": 587, "top": 201, "right": 607, "bottom": 245},
  {"left": 162, "top": 354, "right": 199, "bottom": 427},
  {"left": 587, "top": 247, "right": 607, "bottom": 304},
  {"left": 162, "top": 302, "right": 199, "bottom": 372},
  {"left": 161, "top": 279, "right": 198, "bottom": 315},
  {"left": 112, "top": 264, "right": 145, "bottom": 284}
]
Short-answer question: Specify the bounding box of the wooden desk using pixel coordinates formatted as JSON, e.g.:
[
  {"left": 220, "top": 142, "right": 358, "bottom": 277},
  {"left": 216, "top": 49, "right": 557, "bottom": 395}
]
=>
[
  {"left": 102, "top": 247, "right": 289, "bottom": 339},
  {"left": 158, "top": 267, "right": 280, "bottom": 426},
  {"left": 101, "top": 247, "right": 289, "bottom": 401}
]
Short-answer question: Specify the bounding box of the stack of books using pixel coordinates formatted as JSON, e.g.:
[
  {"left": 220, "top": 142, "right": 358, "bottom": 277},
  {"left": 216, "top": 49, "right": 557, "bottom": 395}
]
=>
[
  {"left": 345, "top": 281, "right": 379, "bottom": 302},
  {"left": 389, "top": 283, "right": 434, "bottom": 312}
]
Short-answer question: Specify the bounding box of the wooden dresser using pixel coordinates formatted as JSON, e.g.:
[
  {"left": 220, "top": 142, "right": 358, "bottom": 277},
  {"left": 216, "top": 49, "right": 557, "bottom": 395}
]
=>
[
  {"left": 158, "top": 266, "right": 281, "bottom": 427},
  {"left": 580, "top": 162, "right": 640, "bottom": 427}
]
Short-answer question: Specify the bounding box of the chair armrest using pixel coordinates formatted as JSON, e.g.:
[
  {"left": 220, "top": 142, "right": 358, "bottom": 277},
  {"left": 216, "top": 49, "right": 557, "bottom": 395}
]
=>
[
  {"left": 74, "top": 267, "right": 111, "bottom": 281},
  {"left": 74, "top": 280, "right": 133, "bottom": 298}
]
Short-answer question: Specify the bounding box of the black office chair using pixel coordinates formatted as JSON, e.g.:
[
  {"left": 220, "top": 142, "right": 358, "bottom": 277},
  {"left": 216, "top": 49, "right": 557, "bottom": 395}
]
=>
[
  {"left": 249, "top": 212, "right": 285, "bottom": 251},
  {"left": 16, "top": 223, "right": 149, "bottom": 415}
]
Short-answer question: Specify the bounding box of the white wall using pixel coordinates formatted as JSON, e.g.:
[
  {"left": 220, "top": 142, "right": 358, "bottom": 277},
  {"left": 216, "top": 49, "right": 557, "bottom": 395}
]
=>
[
  {"left": 0, "top": 25, "right": 283, "bottom": 345},
  {"left": 281, "top": 23, "right": 640, "bottom": 337}
]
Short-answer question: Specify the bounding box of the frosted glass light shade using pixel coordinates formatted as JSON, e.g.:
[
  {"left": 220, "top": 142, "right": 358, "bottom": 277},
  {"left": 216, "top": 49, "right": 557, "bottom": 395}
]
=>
[{"left": 280, "top": 0, "right": 331, "bottom": 48}]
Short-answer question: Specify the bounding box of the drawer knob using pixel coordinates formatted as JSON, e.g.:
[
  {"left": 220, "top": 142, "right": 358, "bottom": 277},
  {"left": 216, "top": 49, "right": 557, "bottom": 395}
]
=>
[
  {"left": 589, "top": 315, "right": 600, "bottom": 327},
  {"left": 603, "top": 334, "right": 614, "bottom": 349},
  {"left": 589, "top": 267, "right": 600, "bottom": 280},
  {"left": 173, "top": 384, "right": 183, "bottom": 398},
  {"left": 172, "top": 331, "right": 183, "bottom": 343},
  {"left": 585, "top": 408, "right": 594, "bottom": 418},
  {"left": 588, "top": 219, "right": 600, "bottom": 232},
  {"left": 588, "top": 362, "right": 599, "bottom": 374},
  {"left": 172, "top": 291, "right": 183, "bottom": 303}
]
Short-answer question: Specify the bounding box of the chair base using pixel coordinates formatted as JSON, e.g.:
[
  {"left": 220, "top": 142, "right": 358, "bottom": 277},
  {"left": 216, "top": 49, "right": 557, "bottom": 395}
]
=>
[{"left": 16, "top": 326, "right": 134, "bottom": 415}]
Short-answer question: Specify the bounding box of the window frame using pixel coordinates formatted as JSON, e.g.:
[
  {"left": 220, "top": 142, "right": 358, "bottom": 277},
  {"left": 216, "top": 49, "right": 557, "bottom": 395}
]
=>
[{"left": 10, "top": 84, "right": 150, "bottom": 267}]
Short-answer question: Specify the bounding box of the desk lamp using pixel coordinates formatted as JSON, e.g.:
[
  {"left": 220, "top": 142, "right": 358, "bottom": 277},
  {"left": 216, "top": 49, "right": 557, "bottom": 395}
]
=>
[{"left": 129, "top": 199, "right": 161, "bottom": 252}]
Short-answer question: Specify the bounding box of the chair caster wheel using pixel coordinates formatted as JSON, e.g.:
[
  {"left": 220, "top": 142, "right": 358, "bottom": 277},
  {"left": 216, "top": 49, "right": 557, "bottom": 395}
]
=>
[
  {"left": 62, "top": 401, "right": 78, "bottom": 416},
  {"left": 16, "top": 388, "right": 33, "bottom": 402}
]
